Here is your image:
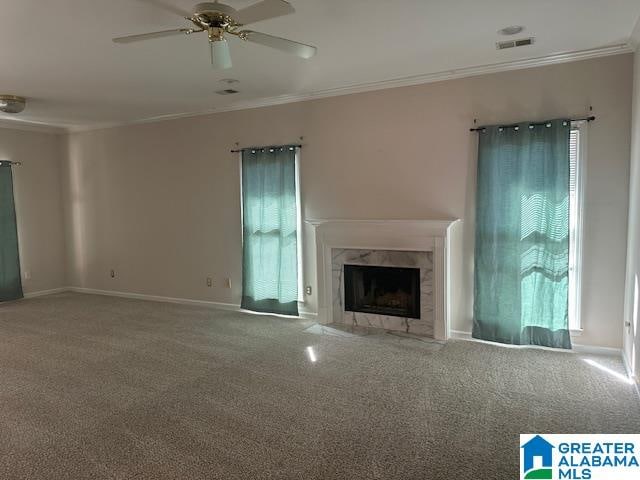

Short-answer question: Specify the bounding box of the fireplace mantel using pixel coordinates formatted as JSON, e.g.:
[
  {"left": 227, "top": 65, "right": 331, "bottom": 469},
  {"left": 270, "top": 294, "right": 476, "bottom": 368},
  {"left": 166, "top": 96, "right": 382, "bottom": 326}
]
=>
[{"left": 306, "top": 219, "right": 459, "bottom": 340}]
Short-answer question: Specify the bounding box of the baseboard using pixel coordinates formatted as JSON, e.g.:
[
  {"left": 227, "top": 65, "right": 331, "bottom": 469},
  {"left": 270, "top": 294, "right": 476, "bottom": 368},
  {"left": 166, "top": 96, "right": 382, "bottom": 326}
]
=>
[
  {"left": 450, "top": 329, "right": 622, "bottom": 356},
  {"left": 23, "top": 287, "right": 70, "bottom": 299},
  {"left": 66, "top": 286, "right": 318, "bottom": 320},
  {"left": 298, "top": 309, "right": 318, "bottom": 320},
  {"left": 450, "top": 329, "right": 472, "bottom": 340},
  {"left": 571, "top": 343, "right": 624, "bottom": 356},
  {"left": 68, "top": 287, "right": 241, "bottom": 311}
]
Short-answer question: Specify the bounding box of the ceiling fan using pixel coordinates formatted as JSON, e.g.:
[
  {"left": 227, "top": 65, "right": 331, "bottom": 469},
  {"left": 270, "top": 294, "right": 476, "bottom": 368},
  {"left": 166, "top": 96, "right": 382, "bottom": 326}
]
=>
[{"left": 112, "top": 0, "right": 317, "bottom": 69}]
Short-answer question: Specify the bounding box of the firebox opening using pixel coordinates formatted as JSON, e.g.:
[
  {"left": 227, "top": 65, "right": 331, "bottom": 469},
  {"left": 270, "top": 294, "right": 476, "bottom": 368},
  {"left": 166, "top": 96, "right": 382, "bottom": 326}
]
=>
[{"left": 343, "top": 264, "right": 420, "bottom": 319}]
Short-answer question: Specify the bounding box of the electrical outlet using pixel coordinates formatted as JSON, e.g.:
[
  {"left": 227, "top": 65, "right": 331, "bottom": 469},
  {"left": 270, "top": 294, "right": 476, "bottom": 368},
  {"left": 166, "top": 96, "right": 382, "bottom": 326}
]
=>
[
  {"left": 110, "top": 269, "right": 115, "bottom": 278},
  {"left": 305, "top": 286, "right": 312, "bottom": 295},
  {"left": 224, "top": 278, "right": 231, "bottom": 289},
  {"left": 23, "top": 270, "right": 31, "bottom": 280},
  {"left": 206, "top": 277, "right": 213, "bottom": 287}
]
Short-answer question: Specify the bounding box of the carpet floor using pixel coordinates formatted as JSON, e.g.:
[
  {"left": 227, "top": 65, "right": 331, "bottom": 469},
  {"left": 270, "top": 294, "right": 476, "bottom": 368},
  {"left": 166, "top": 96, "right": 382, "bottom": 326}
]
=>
[{"left": 0, "top": 293, "right": 638, "bottom": 479}]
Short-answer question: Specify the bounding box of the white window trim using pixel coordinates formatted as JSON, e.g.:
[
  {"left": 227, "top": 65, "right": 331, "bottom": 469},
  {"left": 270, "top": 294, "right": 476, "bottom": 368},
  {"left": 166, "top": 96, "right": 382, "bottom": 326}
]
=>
[
  {"left": 294, "top": 148, "right": 304, "bottom": 303},
  {"left": 569, "top": 120, "right": 587, "bottom": 334}
]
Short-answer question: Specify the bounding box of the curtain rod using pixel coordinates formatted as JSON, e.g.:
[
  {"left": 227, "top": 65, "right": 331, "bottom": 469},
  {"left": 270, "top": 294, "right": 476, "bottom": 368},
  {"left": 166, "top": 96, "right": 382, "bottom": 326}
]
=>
[
  {"left": 469, "top": 116, "right": 596, "bottom": 132},
  {"left": 0, "top": 160, "right": 21, "bottom": 166}
]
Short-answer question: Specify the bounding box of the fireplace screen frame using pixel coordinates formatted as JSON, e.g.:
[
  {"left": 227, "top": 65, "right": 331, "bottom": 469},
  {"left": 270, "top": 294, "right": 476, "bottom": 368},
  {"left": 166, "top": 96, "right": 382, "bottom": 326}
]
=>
[{"left": 343, "top": 264, "right": 421, "bottom": 319}]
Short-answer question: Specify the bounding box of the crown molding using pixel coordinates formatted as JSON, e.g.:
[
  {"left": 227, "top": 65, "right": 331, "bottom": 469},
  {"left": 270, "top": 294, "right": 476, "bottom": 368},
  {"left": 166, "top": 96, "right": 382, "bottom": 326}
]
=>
[
  {"left": 28, "top": 43, "right": 638, "bottom": 133},
  {"left": 0, "top": 118, "right": 66, "bottom": 134},
  {"left": 631, "top": 15, "right": 640, "bottom": 49}
]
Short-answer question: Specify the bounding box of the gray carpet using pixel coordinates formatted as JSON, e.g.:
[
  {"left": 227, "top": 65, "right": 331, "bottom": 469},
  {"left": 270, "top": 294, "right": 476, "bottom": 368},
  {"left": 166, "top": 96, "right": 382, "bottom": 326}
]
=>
[{"left": 0, "top": 293, "right": 638, "bottom": 480}]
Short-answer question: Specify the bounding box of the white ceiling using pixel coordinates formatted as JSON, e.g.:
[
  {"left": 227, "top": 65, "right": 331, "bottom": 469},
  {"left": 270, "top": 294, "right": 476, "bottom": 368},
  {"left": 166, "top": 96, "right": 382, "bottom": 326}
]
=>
[{"left": 0, "top": 0, "right": 639, "bottom": 131}]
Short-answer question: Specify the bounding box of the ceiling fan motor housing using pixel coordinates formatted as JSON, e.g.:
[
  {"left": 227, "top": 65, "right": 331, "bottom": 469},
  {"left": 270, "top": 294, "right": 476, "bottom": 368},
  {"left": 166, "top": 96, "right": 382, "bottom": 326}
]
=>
[{"left": 193, "top": 2, "right": 238, "bottom": 25}]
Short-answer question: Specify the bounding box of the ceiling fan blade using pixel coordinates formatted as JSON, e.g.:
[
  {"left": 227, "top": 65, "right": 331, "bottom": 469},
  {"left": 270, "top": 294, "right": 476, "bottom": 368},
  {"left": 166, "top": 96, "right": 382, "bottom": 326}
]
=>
[
  {"left": 134, "top": 0, "right": 191, "bottom": 17},
  {"left": 242, "top": 31, "right": 316, "bottom": 59},
  {"left": 112, "top": 28, "right": 192, "bottom": 44},
  {"left": 211, "top": 40, "right": 232, "bottom": 69},
  {"left": 235, "top": 0, "right": 295, "bottom": 26}
]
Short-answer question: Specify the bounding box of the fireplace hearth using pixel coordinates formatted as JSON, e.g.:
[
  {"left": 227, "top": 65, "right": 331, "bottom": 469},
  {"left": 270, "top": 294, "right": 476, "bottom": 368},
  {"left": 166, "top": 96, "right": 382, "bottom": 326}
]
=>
[{"left": 344, "top": 264, "right": 421, "bottom": 319}]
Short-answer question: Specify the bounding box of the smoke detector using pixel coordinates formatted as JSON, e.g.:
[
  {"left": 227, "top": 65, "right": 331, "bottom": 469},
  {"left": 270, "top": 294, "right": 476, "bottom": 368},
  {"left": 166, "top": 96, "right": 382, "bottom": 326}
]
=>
[{"left": 0, "top": 95, "right": 26, "bottom": 114}]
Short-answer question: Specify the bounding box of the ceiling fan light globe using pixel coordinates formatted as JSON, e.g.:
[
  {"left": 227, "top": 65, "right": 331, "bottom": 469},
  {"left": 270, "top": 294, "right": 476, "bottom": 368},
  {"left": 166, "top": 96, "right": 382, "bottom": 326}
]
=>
[{"left": 211, "top": 39, "right": 233, "bottom": 69}]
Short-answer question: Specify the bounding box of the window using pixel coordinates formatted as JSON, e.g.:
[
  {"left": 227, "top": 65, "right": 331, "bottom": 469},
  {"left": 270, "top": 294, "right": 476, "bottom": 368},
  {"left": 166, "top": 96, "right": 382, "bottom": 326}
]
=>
[
  {"left": 473, "top": 120, "right": 573, "bottom": 349},
  {"left": 240, "top": 146, "right": 300, "bottom": 316},
  {"left": 568, "top": 122, "right": 586, "bottom": 331}
]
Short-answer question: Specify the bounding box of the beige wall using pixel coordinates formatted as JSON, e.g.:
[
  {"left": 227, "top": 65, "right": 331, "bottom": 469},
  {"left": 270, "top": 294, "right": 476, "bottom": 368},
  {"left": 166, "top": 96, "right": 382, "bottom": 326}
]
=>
[
  {"left": 0, "top": 127, "right": 67, "bottom": 294},
  {"left": 623, "top": 32, "right": 640, "bottom": 379},
  {"left": 64, "top": 53, "right": 633, "bottom": 348}
]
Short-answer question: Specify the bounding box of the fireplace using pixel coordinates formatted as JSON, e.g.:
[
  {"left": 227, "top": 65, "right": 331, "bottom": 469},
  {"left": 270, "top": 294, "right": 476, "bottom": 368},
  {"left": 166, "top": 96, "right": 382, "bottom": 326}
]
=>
[
  {"left": 308, "top": 219, "right": 456, "bottom": 339},
  {"left": 343, "top": 264, "right": 421, "bottom": 319}
]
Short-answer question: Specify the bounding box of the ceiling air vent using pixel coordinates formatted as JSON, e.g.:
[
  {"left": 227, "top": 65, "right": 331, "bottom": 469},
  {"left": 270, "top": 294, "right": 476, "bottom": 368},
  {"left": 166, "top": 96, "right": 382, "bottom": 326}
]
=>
[
  {"left": 215, "top": 89, "right": 239, "bottom": 95},
  {"left": 496, "top": 37, "right": 535, "bottom": 50}
]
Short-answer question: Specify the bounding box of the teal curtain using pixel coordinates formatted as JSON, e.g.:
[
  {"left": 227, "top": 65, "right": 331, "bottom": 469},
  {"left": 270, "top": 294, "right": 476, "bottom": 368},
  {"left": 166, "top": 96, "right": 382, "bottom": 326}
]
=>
[
  {"left": 0, "top": 162, "right": 23, "bottom": 302},
  {"left": 241, "top": 147, "right": 299, "bottom": 316},
  {"left": 473, "top": 120, "right": 571, "bottom": 349}
]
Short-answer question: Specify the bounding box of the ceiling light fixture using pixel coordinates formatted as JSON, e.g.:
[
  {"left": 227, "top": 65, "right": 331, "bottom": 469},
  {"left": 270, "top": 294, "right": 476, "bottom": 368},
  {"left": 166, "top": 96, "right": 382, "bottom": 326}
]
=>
[
  {"left": 0, "top": 95, "right": 26, "bottom": 114},
  {"left": 498, "top": 25, "right": 524, "bottom": 36},
  {"left": 112, "top": 1, "right": 317, "bottom": 69}
]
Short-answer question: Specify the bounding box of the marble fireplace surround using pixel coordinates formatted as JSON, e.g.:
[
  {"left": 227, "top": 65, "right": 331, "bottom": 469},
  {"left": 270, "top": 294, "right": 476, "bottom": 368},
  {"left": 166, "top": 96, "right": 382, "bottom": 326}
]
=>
[
  {"left": 333, "top": 249, "right": 434, "bottom": 336},
  {"left": 306, "top": 219, "right": 458, "bottom": 341}
]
